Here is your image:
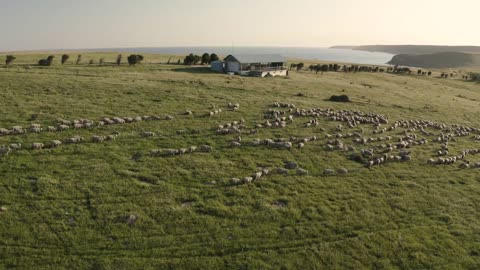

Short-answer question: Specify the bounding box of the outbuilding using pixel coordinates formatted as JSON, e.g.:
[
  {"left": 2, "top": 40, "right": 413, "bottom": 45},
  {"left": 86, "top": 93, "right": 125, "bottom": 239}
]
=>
[{"left": 222, "top": 54, "right": 288, "bottom": 77}]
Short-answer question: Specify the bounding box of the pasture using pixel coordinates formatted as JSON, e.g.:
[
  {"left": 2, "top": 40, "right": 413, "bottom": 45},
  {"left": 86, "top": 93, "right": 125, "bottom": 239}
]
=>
[{"left": 0, "top": 52, "right": 480, "bottom": 269}]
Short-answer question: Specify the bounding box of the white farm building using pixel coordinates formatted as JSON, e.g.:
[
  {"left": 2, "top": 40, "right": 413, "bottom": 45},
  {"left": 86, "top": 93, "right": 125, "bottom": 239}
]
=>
[{"left": 211, "top": 54, "right": 288, "bottom": 77}]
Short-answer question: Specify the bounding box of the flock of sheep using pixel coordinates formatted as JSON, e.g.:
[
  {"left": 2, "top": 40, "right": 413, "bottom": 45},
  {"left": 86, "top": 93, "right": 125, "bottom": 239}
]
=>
[{"left": 1, "top": 102, "right": 479, "bottom": 187}]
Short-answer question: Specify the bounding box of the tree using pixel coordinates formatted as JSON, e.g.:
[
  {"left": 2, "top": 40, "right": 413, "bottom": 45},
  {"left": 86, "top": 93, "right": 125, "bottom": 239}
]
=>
[
  {"left": 116, "top": 54, "right": 122, "bottom": 66},
  {"left": 127, "top": 54, "right": 144, "bottom": 66},
  {"left": 5, "top": 55, "right": 16, "bottom": 67},
  {"left": 61, "top": 54, "right": 69, "bottom": 65},
  {"left": 76, "top": 54, "right": 82, "bottom": 65},
  {"left": 296, "top": 63, "right": 304, "bottom": 71},
  {"left": 183, "top": 53, "right": 201, "bottom": 65},
  {"left": 201, "top": 53, "right": 211, "bottom": 65},
  {"left": 210, "top": 53, "right": 219, "bottom": 62},
  {"left": 39, "top": 55, "right": 54, "bottom": 66}
]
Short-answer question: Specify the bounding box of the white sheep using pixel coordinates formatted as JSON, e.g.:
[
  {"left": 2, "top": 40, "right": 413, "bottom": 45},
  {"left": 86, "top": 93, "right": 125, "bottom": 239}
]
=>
[
  {"left": 141, "top": 132, "right": 156, "bottom": 138},
  {"left": 242, "top": 177, "right": 253, "bottom": 184},
  {"left": 296, "top": 168, "right": 308, "bottom": 175},
  {"left": 51, "top": 140, "right": 62, "bottom": 148},
  {"left": 200, "top": 145, "right": 213, "bottom": 153},
  {"left": 324, "top": 169, "right": 335, "bottom": 175},
  {"left": 92, "top": 135, "right": 106, "bottom": 143},
  {"left": 9, "top": 143, "right": 22, "bottom": 150},
  {"left": 32, "top": 143, "right": 44, "bottom": 150},
  {"left": 150, "top": 149, "right": 162, "bottom": 157}
]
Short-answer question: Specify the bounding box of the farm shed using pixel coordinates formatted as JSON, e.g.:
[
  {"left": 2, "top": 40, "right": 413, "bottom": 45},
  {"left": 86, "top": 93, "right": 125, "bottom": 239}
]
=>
[
  {"left": 223, "top": 54, "right": 288, "bottom": 77},
  {"left": 210, "top": 61, "right": 225, "bottom": 73}
]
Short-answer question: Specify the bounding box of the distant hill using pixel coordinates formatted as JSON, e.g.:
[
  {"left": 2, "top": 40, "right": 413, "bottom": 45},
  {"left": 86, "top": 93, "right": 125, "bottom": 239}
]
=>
[
  {"left": 387, "top": 52, "right": 480, "bottom": 68},
  {"left": 331, "top": 45, "right": 480, "bottom": 55}
]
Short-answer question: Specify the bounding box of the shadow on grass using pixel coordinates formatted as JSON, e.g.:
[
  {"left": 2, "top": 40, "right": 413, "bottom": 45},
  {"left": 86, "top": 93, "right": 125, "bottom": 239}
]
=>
[{"left": 172, "top": 66, "right": 216, "bottom": 74}]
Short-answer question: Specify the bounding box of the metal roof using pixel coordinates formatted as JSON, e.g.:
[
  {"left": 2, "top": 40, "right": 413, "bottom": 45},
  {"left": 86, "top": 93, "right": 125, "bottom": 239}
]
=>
[{"left": 224, "top": 54, "right": 286, "bottom": 64}]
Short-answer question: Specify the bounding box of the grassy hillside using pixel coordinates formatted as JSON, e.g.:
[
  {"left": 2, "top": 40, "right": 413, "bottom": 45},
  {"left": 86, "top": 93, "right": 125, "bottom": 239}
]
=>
[
  {"left": 332, "top": 45, "right": 480, "bottom": 55},
  {"left": 1, "top": 53, "right": 480, "bottom": 269},
  {"left": 387, "top": 52, "right": 480, "bottom": 68}
]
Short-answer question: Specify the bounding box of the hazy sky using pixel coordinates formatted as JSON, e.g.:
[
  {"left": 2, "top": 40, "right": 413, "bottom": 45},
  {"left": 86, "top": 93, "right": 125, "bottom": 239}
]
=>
[{"left": 1, "top": 0, "right": 479, "bottom": 51}]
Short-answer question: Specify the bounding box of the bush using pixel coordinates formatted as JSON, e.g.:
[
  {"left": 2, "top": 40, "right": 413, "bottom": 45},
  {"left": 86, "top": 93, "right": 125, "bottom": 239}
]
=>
[
  {"left": 127, "top": 54, "right": 144, "bottom": 66},
  {"left": 184, "top": 53, "right": 201, "bottom": 65},
  {"left": 5, "top": 55, "right": 16, "bottom": 66},
  {"left": 210, "top": 53, "right": 219, "bottom": 62},
  {"left": 61, "top": 54, "right": 69, "bottom": 64},
  {"left": 76, "top": 54, "right": 82, "bottom": 65},
  {"left": 116, "top": 54, "right": 122, "bottom": 66},
  {"left": 329, "top": 95, "right": 350, "bottom": 102},
  {"left": 201, "top": 53, "right": 211, "bottom": 65},
  {"left": 99, "top": 58, "right": 105, "bottom": 66},
  {"left": 38, "top": 55, "right": 54, "bottom": 66}
]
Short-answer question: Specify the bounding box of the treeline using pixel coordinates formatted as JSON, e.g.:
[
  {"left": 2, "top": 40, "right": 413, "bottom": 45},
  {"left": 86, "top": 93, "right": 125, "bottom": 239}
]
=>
[
  {"left": 4, "top": 54, "right": 145, "bottom": 67},
  {"left": 183, "top": 53, "right": 219, "bottom": 65}
]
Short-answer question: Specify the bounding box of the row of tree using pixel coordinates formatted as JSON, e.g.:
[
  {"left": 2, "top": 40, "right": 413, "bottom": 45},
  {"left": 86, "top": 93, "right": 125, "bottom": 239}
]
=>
[
  {"left": 4, "top": 54, "right": 144, "bottom": 67},
  {"left": 183, "top": 53, "right": 219, "bottom": 65}
]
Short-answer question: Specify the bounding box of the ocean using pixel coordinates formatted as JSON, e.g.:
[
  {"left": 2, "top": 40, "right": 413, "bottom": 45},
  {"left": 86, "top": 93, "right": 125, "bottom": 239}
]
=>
[{"left": 88, "top": 47, "right": 394, "bottom": 65}]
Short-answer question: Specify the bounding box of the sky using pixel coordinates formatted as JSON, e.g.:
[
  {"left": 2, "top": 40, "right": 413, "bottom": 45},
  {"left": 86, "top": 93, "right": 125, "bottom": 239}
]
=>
[{"left": 0, "top": 0, "right": 479, "bottom": 51}]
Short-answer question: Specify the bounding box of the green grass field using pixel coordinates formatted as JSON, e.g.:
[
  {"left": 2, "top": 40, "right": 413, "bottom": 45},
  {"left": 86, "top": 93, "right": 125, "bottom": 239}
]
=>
[{"left": 1, "top": 52, "right": 480, "bottom": 269}]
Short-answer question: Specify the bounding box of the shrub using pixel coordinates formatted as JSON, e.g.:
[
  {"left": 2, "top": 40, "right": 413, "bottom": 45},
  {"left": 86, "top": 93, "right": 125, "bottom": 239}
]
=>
[
  {"left": 61, "top": 54, "right": 69, "bottom": 64},
  {"left": 99, "top": 58, "right": 105, "bottom": 66},
  {"left": 210, "top": 53, "right": 219, "bottom": 62},
  {"left": 127, "top": 54, "right": 144, "bottom": 66},
  {"left": 89, "top": 59, "right": 94, "bottom": 65},
  {"left": 5, "top": 55, "right": 16, "bottom": 66},
  {"left": 38, "top": 55, "right": 54, "bottom": 66},
  {"left": 201, "top": 53, "right": 211, "bottom": 65},
  {"left": 329, "top": 94, "right": 350, "bottom": 102},
  {"left": 116, "top": 54, "right": 122, "bottom": 66},
  {"left": 184, "top": 53, "right": 201, "bottom": 65},
  {"left": 76, "top": 54, "right": 82, "bottom": 65}
]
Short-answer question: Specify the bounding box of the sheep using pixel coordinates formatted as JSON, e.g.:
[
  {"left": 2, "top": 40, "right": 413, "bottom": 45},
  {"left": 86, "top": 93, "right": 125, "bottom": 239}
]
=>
[
  {"left": 0, "top": 146, "right": 11, "bottom": 156},
  {"left": 150, "top": 149, "right": 162, "bottom": 157},
  {"left": 184, "top": 110, "right": 193, "bottom": 115},
  {"left": 9, "top": 143, "right": 21, "bottom": 150},
  {"left": 141, "top": 132, "right": 156, "bottom": 138},
  {"left": 275, "top": 168, "right": 289, "bottom": 175},
  {"left": 261, "top": 169, "right": 270, "bottom": 176},
  {"left": 230, "top": 141, "right": 241, "bottom": 147},
  {"left": 200, "top": 145, "right": 213, "bottom": 153},
  {"left": 165, "top": 115, "right": 174, "bottom": 120},
  {"left": 285, "top": 161, "right": 298, "bottom": 170},
  {"left": 65, "top": 136, "right": 84, "bottom": 144},
  {"left": 113, "top": 117, "right": 125, "bottom": 124},
  {"left": 323, "top": 169, "right": 335, "bottom": 175},
  {"left": 106, "top": 134, "right": 118, "bottom": 141},
  {"left": 252, "top": 172, "right": 263, "bottom": 181},
  {"left": 231, "top": 178, "right": 242, "bottom": 185},
  {"left": 32, "top": 143, "right": 44, "bottom": 150},
  {"left": 92, "top": 135, "right": 106, "bottom": 143},
  {"left": 297, "top": 143, "right": 305, "bottom": 149},
  {"left": 47, "top": 126, "right": 57, "bottom": 132},
  {"left": 58, "top": 125, "right": 70, "bottom": 131},
  {"left": 0, "top": 128, "right": 10, "bottom": 136},
  {"left": 178, "top": 148, "right": 188, "bottom": 155},
  {"left": 242, "top": 177, "right": 253, "bottom": 184},
  {"left": 51, "top": 140, "right": 62, "bottom": 148},
  {"left": 189, "top": 146, "right": 198, "bottom": 153},
  {"left": 164, "top": 149, "right": 179, "bottom": 156},
  {"left": 459, "top": 163, "right": 470, "bottom": 169},
  {"left": 296, "top": 168, "right": 309, "bottom": 175},
  {"left": 338, "top": 168, "right": 349, "bottom": 175}
]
